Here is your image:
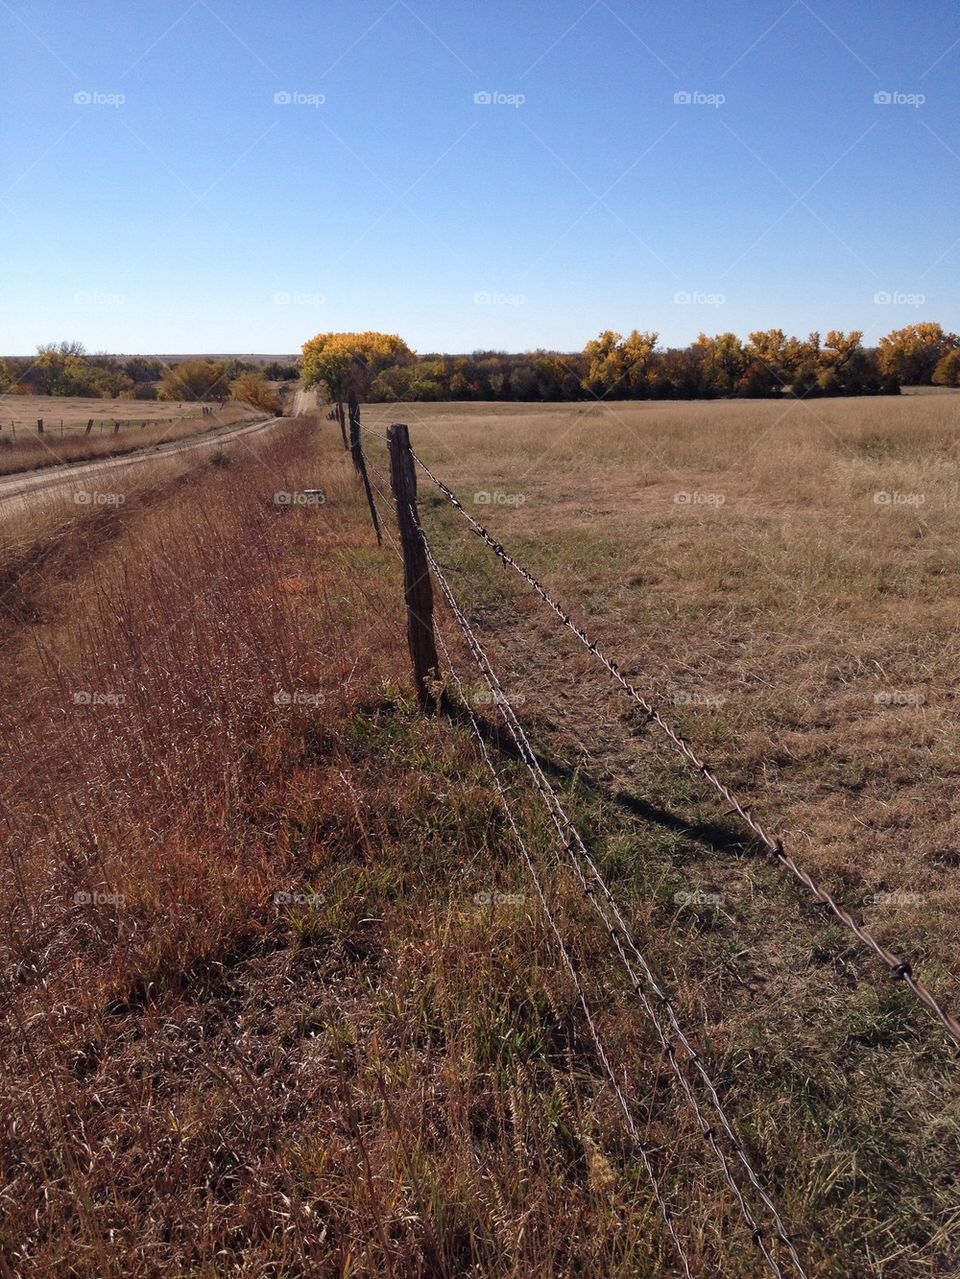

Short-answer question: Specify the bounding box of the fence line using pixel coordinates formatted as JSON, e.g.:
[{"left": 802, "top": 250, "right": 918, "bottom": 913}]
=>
[
  {"left": 418, "top": 518, "right": 804, "bottom": 1278},
  {"left": 431, "top": 615, "right": 695, "bottom": 1278},
  {"left": 406, "top": 447, "right": 960, "bottom": 1053}
]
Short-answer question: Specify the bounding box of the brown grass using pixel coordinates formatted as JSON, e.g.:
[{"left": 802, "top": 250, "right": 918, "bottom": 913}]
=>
[{"left": 1, "top": 398, "right": 959, "bottom": 1277}]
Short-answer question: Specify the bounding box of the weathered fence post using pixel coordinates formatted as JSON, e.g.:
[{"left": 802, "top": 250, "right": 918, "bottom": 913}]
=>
[
  {"left": 337, "top": 402, "right": 348, "bottom": 451},
  {"left": 388, "top": 424, "right": 439, "bottom": 711},
  {"left": 348, "top": 396, "right": 382, "bottom": 546},
  {"left": 85, "top": 419, "right": 94, "bottom": 435},
  {"left": 37, "top": 419, "right": 43, "bottom": 434},
  {"left": 348, "top": 395, "right": 361, "bottom": 474}
]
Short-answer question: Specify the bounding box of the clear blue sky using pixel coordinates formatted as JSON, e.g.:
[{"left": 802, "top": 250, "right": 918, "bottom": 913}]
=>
[{"left": 2, "top": 0, "right": 958, "bottom": 355}]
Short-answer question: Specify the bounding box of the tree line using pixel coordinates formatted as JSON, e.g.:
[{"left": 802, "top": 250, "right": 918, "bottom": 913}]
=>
[
  {"left": 5, "top": 325, "right": 959, "bottom": 409},
  {"left": 0, "top": 343, "right": 299, "bottom": 407},
  {"left": 302, "top": 323, "right": 960, "bottom": 403}
]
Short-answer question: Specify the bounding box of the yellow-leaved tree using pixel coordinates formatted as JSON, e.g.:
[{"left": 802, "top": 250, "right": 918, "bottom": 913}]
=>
[
  {"left": 878, "top": 323, "right": 959, "bottom": 385},
  {"left": 301, "top": 331, "right": 415, "bottom": 404}
]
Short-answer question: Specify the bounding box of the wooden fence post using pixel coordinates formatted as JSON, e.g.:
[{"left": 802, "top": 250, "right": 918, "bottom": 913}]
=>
[
  {"left": 348, "top": 395, "right": 361, "bottom": 473},
  {"left": 388, "top": 424, "right": 439, "bottom": 711},
  {"left": 337, "top": 402, "right": 348, "bottom": 451},
  {"left": 347, "top": 397, "right": 382, "bottom": 546},
  {"left": 85, "top": 419, "right": 94, "bottom": 435},
  {"left": 37, "top": 419, "right": 43, "bottom": 434}
]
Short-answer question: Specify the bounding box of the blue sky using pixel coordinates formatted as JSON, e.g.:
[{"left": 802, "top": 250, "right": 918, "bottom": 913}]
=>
[{"left": 2, "top": 0, "right": 958, "bottom": 354}]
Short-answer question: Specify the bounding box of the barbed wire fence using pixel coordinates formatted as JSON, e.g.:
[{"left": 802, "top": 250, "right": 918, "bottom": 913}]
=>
[{"left": 347, "top": 411, "right": 960, "bottom": 1275}]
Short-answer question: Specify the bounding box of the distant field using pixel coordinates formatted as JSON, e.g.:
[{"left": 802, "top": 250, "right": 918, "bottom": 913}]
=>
[
  {"left": 1, "top": 394, "right": 214, "bottom": 428},
  {"left": 0, "top": 394, "right": 263, "bottom": 474}
]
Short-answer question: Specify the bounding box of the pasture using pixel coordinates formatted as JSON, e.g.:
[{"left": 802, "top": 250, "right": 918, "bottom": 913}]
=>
[{"left": 2, "top": 395, "right": 959, "bottom": 1277}]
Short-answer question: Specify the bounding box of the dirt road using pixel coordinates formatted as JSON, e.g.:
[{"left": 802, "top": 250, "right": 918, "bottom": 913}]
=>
[{"left": 0, "top": 413, "right": 286, "bottom": 510}]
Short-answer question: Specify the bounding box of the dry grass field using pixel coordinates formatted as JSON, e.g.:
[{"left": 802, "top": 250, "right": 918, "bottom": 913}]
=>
[
  {"left": 0, "top": 394, "right": 262, "bottom": 475},
  {"left": 2, "top": 396, "right": 959, "bottom": 1277}
]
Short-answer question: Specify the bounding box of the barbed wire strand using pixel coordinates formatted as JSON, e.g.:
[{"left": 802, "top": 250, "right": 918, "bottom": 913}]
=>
[
  {"left": 370, "top": 465, "right": 803, "bottom": 1274},
  {"left": 367, "top": 471, "right": 695, "bottom": 1271},
  {"left": 431, "top": 620, "right": 695, "bottom": 1279},
  {"left": 418, "top": 521, "right": 803, "bottom": 1278},
  {"left": 409, "top": 449, "right": 960, "bottom": 1054}
]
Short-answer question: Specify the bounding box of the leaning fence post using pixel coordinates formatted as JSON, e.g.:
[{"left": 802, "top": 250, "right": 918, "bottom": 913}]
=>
[
  {"left": 348, "top": 398, "right": 382, "bottom": 546},
  {"left": 85, "top": 419, "right": 94, "bottom": 435},
  {"left": 388, "top": 424, "right": 439, "bottom": 711}
]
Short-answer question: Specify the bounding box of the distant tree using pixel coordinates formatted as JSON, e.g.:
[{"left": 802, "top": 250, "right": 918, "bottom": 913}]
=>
[
  {"left": 932, "top": 348, "right": 960, "bottom": 387},
  {"left": 123, "top": 357, "right": 163, "bottom": 383},
  {"left": 583, "top": 330, "right": 626, "bottom": 394},
  {"left": 262, "top": 361, "right": 300, "bottom": 381},
  {"left": 692, "top": 332, "right": 747, "bottom": 397},
  {"left": 232, "top": 370, "right": 278, "bottom": 413},
  {"left": 745, "top": 329, "right": 789, "bottom": 390},
  {"left": 158, "top": 359, "right": 230, "bottom": 402},
  {"left": 791, "top": 360, "right": 821, "bottom": 398},
  {"left": 737, "top": 361, "right": 780, "bottom": 397},
  {"left": 878, "top": 323, "right": 958, "bottom": 384},
  {"left": 821, "top": 330, "right": 863, "bottom": 373},
  {"left": 583, "top": 330, "right": 659, "bottom": 397},
  {"left": 784, "top": 332, "right": 820, "bottom": 378},
  {"left": 301, "top": 331, "right": 414, "bottom": 402}
]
